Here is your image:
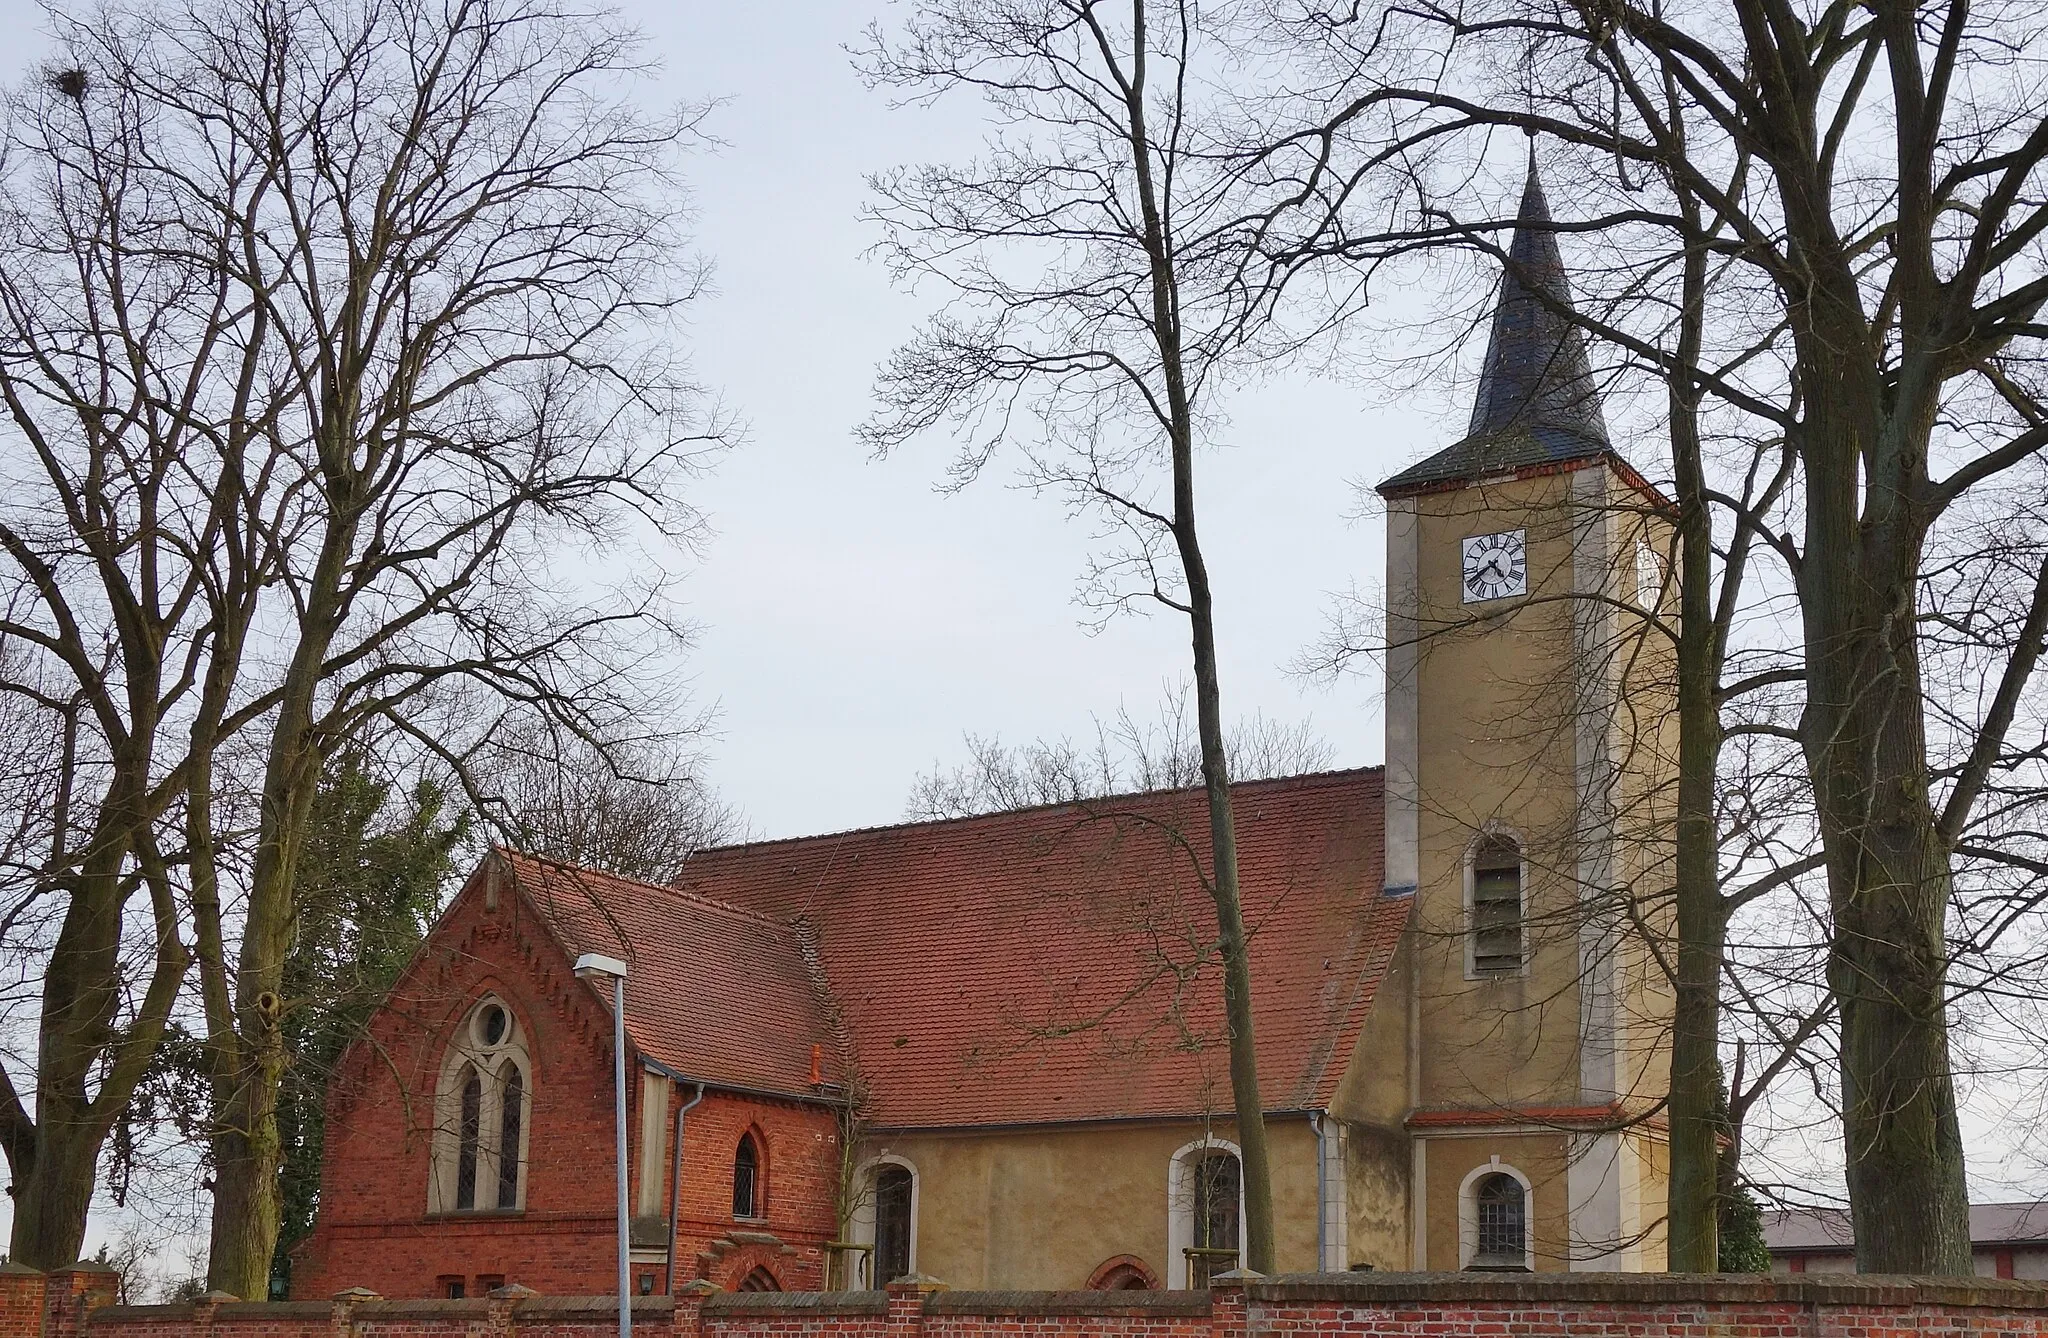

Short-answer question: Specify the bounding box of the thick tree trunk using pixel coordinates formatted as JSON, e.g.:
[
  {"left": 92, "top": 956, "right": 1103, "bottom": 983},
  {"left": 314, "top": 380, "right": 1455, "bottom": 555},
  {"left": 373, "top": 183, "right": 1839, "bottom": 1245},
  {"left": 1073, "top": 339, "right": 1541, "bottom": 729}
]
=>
[
  {"left": 207, "top": 1065, "right": 286, "bottom": 1298},
  {"left": 9, "top": 1104, "right": 101, "bottom": 1269},
  {"left": 9, "top": 810, "right": 174, "bottom": 1270},
  {"left": 1797, "top": 354, "right": 1971, "bottom": 1272},
  {"left": 1812, "top": 612, "right": 1972, "bottom": 1273},
  {"left": 205, "top": 540, "right": 348, "bottom": 1294},
  {"left": 1664, "top": 417, "right": 1725, "bottom": 1272},
  {"left": 1660, "top": 206, "right": 1726, "bottom": 1272}
]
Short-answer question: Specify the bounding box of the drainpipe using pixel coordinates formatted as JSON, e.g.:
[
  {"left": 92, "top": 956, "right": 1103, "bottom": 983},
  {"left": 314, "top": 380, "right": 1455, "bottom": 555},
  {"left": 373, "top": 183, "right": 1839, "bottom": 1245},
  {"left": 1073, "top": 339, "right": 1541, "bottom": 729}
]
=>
[
  {"left": 1311, "top": 1112, "right": 1328, "bottom": 1270},
  {"left": 665, "top": 1082, "right": 707, "bottom": 1295}
]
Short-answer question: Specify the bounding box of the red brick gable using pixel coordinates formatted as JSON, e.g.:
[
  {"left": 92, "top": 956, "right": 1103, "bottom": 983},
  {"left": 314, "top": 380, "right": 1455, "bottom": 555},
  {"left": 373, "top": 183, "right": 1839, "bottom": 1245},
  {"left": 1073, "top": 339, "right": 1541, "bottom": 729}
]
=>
[{"left": 674, "top": 768, "right": 1403, "bottom": 1128}]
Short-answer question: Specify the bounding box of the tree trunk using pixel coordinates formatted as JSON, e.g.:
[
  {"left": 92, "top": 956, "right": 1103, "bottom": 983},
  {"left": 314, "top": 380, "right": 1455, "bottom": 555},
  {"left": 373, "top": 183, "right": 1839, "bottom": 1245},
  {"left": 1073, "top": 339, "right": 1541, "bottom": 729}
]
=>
[
  {"left": 1796, "top": 337, "right": 1971, "bottom": 1272},
  {"left": 1182, "top": 540, "right": 1275, "bottom": 1273},
  {"left": 1115, "top": 0, "right": 1274, "bottom": 1274},
  {"left": 1812, "top": 599, "right": 1972, "bottom": 1273},
  {"left": 204, "top": 541, "right": 350, "bottom": 1294},
  {"left": 1664, "top": 385, "right": 1725, "bottom": 1272},
  {"left": 9, "top": 1101, "right": 102, "bottom": 1269},
  {"left": 208, "top": 1078, "right": 286, "bottom": 1298}
]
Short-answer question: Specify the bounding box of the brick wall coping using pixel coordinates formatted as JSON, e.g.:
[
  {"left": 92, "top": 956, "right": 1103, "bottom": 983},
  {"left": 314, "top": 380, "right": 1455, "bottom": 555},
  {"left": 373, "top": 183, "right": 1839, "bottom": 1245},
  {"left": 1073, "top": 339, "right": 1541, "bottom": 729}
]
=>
[
  {"left": 701, "top": 1293, "right": 887, "bottom": 1318},
  {"left": 216, "top": 1302, "right": 331, "bottom": 1320},
  {"left": 74, "top": 1272, "right": 2048, "bottom": 1325},
  {"left": 1243, "top": 1271, "right": 2048, "bottom": 1309},
  {"left": 925, "top": 1291, "right": 1210, "bottom": 1317},
  {"left": 494, "top": 1298, "right": 678, "bottom": 1320}
]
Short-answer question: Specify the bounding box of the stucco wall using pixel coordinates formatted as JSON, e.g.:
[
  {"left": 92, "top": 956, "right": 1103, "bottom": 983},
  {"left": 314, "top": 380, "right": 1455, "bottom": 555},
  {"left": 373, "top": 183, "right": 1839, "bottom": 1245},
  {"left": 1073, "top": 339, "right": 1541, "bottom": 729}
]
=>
[{"left": 858, "top": 1117, "right": 1324, "bottom": 1288}]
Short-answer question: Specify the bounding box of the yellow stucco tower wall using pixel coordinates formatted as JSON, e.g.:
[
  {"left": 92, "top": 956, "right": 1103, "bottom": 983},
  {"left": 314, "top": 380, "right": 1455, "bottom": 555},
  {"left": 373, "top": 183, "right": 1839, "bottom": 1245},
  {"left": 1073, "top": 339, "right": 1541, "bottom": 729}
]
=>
[
  {"left": 1355, "top": 152, "right": 1679, "bottom": 1274},
  {"left": 1379, "top": 459, "right": 1675, "bottom": 1272}
]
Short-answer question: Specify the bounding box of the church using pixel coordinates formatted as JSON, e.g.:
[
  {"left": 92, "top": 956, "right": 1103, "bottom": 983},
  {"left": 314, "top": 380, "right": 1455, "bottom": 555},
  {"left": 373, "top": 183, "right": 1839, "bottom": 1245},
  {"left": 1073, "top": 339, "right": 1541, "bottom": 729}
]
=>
[{"left": 291, "top": 160, "right": 1679, "bottom": 1299}]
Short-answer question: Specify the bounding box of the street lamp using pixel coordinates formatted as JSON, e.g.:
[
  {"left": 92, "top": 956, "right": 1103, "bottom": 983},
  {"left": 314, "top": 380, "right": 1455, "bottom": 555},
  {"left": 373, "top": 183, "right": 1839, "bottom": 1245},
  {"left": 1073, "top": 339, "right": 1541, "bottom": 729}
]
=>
[{"left": 574, "top": 953, "right": 631, "bottom": 1338}]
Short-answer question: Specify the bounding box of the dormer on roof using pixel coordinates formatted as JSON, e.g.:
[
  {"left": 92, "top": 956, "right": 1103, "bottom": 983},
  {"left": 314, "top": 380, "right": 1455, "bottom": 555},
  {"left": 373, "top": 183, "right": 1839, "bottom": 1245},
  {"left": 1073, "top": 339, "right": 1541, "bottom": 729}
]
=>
[{"left": 1379, "top": 151, "right": 1612, "bottom": 498}]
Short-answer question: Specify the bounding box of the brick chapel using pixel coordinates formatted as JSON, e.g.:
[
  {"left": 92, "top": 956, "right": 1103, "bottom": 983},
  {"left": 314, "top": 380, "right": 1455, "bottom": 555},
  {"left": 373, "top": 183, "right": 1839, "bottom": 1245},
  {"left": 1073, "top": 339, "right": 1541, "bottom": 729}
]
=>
[{"left": 293, "top": 160, "right": 1680, "bottom": 1299}]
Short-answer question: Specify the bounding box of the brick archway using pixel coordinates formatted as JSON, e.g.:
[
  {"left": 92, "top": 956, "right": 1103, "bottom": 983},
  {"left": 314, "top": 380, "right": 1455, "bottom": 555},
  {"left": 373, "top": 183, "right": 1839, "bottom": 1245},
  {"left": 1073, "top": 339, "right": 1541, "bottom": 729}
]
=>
[
  {"left": 701, "top": 1239, "right": 804, "bottom": 1292},
  {"left": 1085, "top": 1255, "right": 1159, "bottom": 1290}
]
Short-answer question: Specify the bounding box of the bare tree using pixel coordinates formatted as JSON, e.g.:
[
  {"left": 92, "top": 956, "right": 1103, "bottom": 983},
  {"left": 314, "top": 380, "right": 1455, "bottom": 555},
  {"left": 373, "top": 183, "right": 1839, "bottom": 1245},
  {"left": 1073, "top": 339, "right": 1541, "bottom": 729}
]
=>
[
  {"left": 0, "top": 0, "right": 725, "bottom": 1290},
  {"left": 855, "top": 0, "right": 1359, "bottom": 1268},
  {"left": 1285, "top": 0, "right": 2048, "bottom": 1269},
  {"left": 478, "top": 726, "right": 744, "bottom": 884},
  {"left": 907, "top": 689, "right": 1334, "bottom": 820}
]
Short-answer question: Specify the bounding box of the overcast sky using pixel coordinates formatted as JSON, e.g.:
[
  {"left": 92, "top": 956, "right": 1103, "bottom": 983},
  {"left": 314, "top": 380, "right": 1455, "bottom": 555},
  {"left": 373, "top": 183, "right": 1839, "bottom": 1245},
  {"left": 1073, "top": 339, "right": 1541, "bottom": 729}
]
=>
[
  {"left": 562, "top": 0, "right": 1441, "bottom": 839},
  {"left": 0, "top": 0, "right": 1456, "bottom": 841}
]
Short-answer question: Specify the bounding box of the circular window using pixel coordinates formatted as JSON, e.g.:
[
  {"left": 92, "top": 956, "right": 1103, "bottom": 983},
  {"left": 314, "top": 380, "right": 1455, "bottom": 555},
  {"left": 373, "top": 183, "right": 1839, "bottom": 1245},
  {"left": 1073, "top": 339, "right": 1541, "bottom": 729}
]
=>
[{"left": 477, "top": 1003, "right": 509, "bottom": 1048}]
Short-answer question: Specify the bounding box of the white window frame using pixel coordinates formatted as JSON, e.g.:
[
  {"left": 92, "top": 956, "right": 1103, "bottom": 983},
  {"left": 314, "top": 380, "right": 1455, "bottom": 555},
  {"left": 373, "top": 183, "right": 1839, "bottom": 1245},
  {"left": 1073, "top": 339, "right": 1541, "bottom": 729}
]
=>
[
  {"left": 1166, "top": 1136, "right": 1247, "bottom": 1287},
  {"left": 1458, "top": 1157, "right": 1535, "bottom": 1271},
  {"left": 428, "top": 994, "right": 533, "bottom": 1214},
  {"left": 848, "top": 1154, "right": 919, "bottom": 1286},
  {"left": 1464, "top": 826, "right": 1529, "bottom": 980}
]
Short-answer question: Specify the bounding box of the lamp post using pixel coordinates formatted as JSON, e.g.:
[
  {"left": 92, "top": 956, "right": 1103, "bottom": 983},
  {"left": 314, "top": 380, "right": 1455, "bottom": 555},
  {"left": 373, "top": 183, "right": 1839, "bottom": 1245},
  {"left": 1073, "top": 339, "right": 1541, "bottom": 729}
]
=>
[{"left": 575, "top": 953, "right": 632, "bottom": 1338}]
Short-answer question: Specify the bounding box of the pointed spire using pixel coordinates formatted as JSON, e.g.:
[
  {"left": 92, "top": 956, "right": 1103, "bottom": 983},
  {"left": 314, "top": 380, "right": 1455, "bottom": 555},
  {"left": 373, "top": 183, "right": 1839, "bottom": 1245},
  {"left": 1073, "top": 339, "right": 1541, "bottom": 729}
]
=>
[
  {"left": 1379, "top": 151, "right": 1611, "bottom": 496},
  {"left": 1463, "top": 155, "right": 1609, "bottom": 448}
]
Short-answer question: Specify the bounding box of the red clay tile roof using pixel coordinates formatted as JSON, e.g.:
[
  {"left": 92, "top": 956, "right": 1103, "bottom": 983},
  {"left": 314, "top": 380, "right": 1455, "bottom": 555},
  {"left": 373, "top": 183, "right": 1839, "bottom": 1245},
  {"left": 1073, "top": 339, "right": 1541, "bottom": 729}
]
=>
[
  {"left": 497, "top": 850, "right": 839, "bottom": 1101},
  {"left": 674, "top": 768, "right": 1404, "bottom": 1128}
]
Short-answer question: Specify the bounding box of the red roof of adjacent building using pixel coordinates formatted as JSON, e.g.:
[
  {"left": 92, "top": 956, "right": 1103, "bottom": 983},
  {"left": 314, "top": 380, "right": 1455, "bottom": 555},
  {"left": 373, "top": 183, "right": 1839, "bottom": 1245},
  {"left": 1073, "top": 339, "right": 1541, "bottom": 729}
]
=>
[{"left": 496, "top": 768, "right": 1405, "bottom": 1128}]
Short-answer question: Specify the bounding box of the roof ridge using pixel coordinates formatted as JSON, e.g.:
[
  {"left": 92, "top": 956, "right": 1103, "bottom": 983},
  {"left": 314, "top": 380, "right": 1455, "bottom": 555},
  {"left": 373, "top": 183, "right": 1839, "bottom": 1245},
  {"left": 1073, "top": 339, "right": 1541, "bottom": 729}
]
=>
[
  {"left": 497, "top": 846, "right": 795, "bottom": 932},
  {"left": 678, "top": 765, "right": 1386, "bottom": 861}
]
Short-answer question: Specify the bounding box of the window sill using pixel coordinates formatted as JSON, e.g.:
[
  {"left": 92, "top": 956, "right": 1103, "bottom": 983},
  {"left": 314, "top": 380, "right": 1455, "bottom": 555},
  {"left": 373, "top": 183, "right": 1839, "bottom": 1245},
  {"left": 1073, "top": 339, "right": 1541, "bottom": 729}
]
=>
[{"left": 424, "top": 1208, "right": 526, "bottom": 1221}]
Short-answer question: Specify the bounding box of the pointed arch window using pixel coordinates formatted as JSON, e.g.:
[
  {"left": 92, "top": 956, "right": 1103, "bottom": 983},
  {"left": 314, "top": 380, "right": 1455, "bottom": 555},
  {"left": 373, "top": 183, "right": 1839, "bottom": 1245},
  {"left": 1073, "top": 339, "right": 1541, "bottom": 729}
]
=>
[
  {"left": 733, "top": 1133, "right": 762, "bottom": 1219},
  {"left": 1469, "top": 834, "right": 1524, "bottom": 976},
  {"left": 456, "top": 1067, "right": 483, "bottom": 1209},
  {"left": 497, "top": 1067, "right": 524, "bottom": 1210},
  {"left": 431, "top": 996, "right": 533, "bottom": 1214}
]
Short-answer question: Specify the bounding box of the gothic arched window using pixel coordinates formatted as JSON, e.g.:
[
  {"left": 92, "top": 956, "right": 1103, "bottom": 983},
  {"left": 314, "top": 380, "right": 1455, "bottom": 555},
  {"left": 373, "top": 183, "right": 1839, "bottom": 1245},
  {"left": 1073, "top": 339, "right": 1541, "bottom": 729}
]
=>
[
  {"left": 1469, "top": 834, "right": 1525, "bottom": 975},
  {"left": 497, "top": 1066, "right": 524, "bottom": 1210},
  {"left": 430, "top": 996, "right": 533, "bottom": 1214},
  {"left": 733, "top": 1132, "right": 762, "bottom": 1219},
  {"left": 456, "top": 1066, "right": 483, "bottom": 1209}
]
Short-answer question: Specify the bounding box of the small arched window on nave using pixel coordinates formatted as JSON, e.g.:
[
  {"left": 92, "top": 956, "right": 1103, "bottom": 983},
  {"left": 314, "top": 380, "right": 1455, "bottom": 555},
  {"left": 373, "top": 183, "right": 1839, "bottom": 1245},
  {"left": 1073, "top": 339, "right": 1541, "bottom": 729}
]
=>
[
  {"left": 1472, "top": 1172, "right": 1529, "bottom": 1270},
  {"left": 431, "top": 996, "right": 533, "bottom": 1215},
  {"left": 872, "top": 1162, "right": 915, "bottom": 1284}
]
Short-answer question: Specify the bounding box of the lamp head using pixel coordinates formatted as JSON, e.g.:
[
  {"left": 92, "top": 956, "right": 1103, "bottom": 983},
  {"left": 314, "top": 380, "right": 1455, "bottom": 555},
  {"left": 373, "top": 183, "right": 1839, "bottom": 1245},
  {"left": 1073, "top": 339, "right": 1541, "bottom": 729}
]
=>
[{"left": 573, "top": 952, "right": 629, "bottom": 981}]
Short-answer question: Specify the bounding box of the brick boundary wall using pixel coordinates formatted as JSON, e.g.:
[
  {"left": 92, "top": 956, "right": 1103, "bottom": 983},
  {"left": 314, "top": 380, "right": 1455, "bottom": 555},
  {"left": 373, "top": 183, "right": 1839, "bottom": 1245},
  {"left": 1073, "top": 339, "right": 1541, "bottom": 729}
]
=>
[{"left": 2, "top": 1264, "right": 2047, "bottom": 1338}]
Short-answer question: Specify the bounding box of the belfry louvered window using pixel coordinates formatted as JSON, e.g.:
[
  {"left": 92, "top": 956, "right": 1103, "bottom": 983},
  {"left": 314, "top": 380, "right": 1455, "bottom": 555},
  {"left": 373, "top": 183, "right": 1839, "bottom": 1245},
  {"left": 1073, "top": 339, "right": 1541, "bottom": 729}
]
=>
[{"left": 1471, "top": 835, "right": 1524, "bottom": 974}]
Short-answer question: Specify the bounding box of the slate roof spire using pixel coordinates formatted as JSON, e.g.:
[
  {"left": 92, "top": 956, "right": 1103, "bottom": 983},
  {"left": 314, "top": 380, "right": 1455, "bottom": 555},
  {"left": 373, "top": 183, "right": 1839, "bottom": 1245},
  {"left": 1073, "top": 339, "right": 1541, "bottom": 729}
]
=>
[{"left": 1379, "top": 149, "right": 1611, "bottom": 495}]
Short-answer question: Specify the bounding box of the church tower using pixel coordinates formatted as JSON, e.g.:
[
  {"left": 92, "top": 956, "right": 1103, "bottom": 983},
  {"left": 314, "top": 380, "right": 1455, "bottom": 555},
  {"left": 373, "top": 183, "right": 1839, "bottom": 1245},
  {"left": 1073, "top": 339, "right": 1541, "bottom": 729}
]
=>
[{"left": 1377, "top": 156, "right": 1677, "bottom": 1272}]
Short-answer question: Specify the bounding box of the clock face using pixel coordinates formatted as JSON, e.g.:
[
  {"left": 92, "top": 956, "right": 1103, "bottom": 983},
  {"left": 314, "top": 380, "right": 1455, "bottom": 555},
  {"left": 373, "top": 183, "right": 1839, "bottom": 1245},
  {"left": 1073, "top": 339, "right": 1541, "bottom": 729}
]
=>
[{"left": 1461, "top": 529, "right": 1528, "bottom": 603}]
